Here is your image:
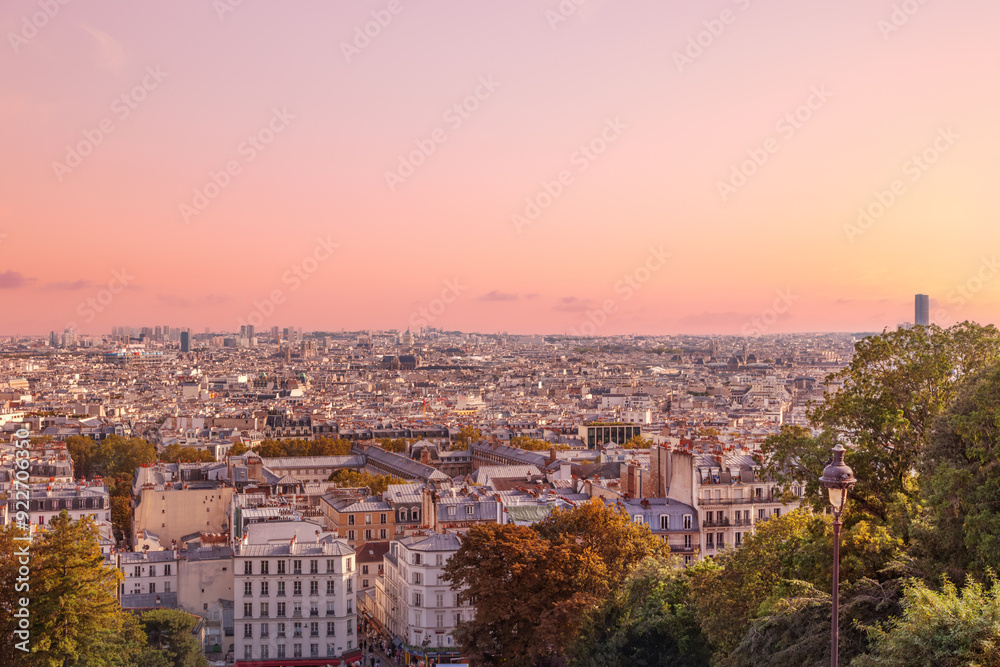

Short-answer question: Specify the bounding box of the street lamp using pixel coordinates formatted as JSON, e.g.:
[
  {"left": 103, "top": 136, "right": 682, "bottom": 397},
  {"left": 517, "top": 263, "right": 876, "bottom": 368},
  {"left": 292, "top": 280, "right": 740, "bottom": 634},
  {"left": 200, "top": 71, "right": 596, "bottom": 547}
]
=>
[{"left": 819, "top": 443, "right": 856, "bottom": 667}]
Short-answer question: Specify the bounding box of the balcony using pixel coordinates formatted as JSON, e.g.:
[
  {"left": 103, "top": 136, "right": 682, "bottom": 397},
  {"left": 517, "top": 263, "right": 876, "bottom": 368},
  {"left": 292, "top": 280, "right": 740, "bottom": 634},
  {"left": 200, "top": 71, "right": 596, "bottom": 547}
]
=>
[{"left": 702, "top": 519, "right": 730, "bottom": 528}]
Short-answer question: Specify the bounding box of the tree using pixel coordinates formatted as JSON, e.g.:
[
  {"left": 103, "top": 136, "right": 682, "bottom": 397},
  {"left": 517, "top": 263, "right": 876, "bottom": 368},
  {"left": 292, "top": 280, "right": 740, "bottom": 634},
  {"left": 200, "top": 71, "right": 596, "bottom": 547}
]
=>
[
  {"left": 0, "top": 524, "right": 29, "bottom": 665},
  {"left": 377, "top": 438, "right": 409, "bottom": 454},
  {"left": 808, "top": 323, "right": 1000, "bottom": 522},
  {"left": 509, "top": 436, "right": 569, "bottom": 452},
  {"left": 22, "top": 511, "right": 145, "bottom": 666},
  {"left": 919, "top": 363, "right": 1000, "bottom": 579},
  {"left": 254, "top": 437, "right": 353, "bottom": 458},
  {"left": 95, "top": 436, "right": 157, "bottom": 484},
  {"left": 622, "top": 435, "right": 654, "bottom": 450},
  {"left": 160, "top": 444, "right": 215, "bottom": 463},
  {"left": 64, "top": 436, "right": 97, "bottom": 479},
  {"left": 760, "top": 426, "right": 836, "bottom": 512},
  {"left": 446, "top": 500, "right": 666, "bottom": 666},
  {"left": 227, "top": 441, "right": 249, "bottom": 456},
  {"left": 454, "top": 426, "right": 483, "bottom": 450},
  {"left": 327, "top": 469, "right": 402, "bottom": 495},
  {"left": 138, "top": 609, "right": 208, "bottom": 667},
  {"left": 852, "top": 576, "right": 1000, "bottom": 667},
  {"left": 570, "top": 556, "right": 711, "bottom": 667}
]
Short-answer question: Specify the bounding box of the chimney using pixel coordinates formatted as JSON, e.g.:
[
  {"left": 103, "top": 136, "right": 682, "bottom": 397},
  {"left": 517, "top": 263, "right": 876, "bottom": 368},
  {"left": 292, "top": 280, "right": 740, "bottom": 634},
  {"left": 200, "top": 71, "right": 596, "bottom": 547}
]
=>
[
  {"left": 421, "top": 449, "right": 430, "bottom": 465},
  {"left": 548, "top": 447, "right": 557, "bottom": 465}
]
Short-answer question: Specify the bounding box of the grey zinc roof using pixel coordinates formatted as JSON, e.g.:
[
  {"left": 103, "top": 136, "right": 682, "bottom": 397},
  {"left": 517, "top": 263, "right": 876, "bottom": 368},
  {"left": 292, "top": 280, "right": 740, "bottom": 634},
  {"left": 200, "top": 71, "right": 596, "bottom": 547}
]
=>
[{"left": 405, "top": 532, "right": 461, "bottom": 552}]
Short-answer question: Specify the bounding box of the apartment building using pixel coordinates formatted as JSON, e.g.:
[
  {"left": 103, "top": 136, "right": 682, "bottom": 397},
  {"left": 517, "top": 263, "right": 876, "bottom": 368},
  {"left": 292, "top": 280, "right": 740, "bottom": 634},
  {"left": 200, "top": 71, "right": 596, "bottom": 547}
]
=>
[
  {"left": 380, "top": 533, "right": 466, "bottom": 651},
  {"left": 319, "top": 495, "right": 395, "bottom": 546},
  {"left": 233, "top": 534, "right": 358, "bottom": 665},
  {"left": 119, "top": 549, "right": 179, "bottom": 609}
]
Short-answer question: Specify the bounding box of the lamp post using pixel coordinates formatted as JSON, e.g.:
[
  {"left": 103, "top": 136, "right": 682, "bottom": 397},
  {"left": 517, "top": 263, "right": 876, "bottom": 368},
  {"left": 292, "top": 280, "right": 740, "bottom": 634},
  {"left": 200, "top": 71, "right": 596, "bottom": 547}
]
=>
[{"left": 819, "top": 444, "right": 856, "bottom": 667}]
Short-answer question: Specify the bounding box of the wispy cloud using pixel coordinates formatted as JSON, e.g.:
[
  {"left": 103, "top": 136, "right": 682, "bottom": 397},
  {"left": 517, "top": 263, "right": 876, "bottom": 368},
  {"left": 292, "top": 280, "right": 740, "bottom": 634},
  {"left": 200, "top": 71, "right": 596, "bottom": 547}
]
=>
[
  {"left": 82, "top": 25, "right": 127, "bottom": 74},
  {"left": 477, "top": 290, "right": 519, "bottom": 302},
  {"left": 553, "top": 296, "right": 594, "bottom": 312},
  {"left": 0, "top": 271, "right": 35, "bottom": 289},
  {"left": 43, "top": 279, "right": 92, "bottom": 291}
]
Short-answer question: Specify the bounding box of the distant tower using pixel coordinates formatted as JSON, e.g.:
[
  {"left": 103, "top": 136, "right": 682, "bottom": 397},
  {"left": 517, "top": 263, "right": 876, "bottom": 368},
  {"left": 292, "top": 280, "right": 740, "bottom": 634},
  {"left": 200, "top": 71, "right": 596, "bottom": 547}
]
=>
[
  {"left": 180, "top": 331, "right": 191, "bottom": 353},
  {"left": 915, "top": 294, "right": 930, "bottom": 327}
]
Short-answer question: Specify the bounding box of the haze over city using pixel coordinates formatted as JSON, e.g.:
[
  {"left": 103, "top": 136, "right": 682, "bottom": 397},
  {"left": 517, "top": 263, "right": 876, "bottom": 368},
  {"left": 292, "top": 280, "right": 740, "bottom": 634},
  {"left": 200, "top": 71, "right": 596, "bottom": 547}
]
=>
[{"left": 2, "top": 0, "right": 997, "bottom": 335}]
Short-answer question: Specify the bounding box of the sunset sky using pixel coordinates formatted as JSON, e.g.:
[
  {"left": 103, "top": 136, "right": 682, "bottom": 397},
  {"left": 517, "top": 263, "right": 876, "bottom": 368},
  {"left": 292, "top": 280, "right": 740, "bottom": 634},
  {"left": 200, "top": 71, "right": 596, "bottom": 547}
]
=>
[{"left": 1, "top": 0, "right": 997, "bottom": 336}]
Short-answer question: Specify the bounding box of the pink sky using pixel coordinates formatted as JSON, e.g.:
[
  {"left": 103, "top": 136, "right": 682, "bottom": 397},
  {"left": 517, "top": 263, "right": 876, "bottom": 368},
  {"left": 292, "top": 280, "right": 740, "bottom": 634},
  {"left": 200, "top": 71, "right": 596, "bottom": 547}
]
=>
[{"left": 1, "top": 0, "right": 997, "bottom": 336}]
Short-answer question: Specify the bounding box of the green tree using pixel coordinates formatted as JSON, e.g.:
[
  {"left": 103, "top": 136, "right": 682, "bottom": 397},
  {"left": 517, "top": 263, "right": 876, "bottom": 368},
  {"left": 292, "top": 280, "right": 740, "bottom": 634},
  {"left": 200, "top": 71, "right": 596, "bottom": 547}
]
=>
[
  {"left": 622, "top": 435, "right": 654, "bottom": 450},
  {"left": 454, "top": 426, "right": 483, "bottom": 450},
  {"left": 509, "top": 436, "right": 569, "bottom": 452},
  {"left": 137, "top": 609, "right": 207, "bottom": 667},
  {"left": 808, "top": 322, "right": 1000, "bottom": 522},
  {"left": 0, "top": 524, "right": 29, "bottom": 665},
  {"left": 160, "top": 444, "right": 215, "bottom": 463},
  {"left": 570, "top": 555, "right": 711, "bottom": 667},
  {"left": 326, "top": 469, "right": 402, "bottom": 495},
  {"left": 852, "top": 576, "right": 1000, "bottom": 667},
  {"left": 95, "top": 436, "right": 157, "bottom": 483},
  {"left": 227, "top": 441, "right": 249, "bottom": 456},
  {"left": 377, "top": 438, "right": 409, "bottom": 453},
  {"left": 919, "top": 363, "right": 1000, "bottom": 579},
  {"left": 64, "top": 436, "right": 97, "bottom": 479},
  {"left": 21, "top": 511, "right": 145, "bottom": 666}
]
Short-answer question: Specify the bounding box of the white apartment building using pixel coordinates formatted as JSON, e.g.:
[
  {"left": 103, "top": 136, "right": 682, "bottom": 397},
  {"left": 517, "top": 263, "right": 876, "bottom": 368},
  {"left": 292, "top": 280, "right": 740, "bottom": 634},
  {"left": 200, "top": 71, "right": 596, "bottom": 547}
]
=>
[
  {"left": 381, "top": 533, "right": 467, "bottom": 651},
  {"left": 233, "top": 535, "right": 357, "bottom": 665},
  {"left": 119, "top": 549, "right": 180, "bottom": 609}
]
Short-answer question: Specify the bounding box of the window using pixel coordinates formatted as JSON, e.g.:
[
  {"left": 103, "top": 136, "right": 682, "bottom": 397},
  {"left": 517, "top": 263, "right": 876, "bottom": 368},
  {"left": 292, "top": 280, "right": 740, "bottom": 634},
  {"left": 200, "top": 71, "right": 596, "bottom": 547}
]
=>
[
  {"left": 633, "top": 514, "right": 643, "bottom": 524},
  {"left": 149, "top": 583, "right": 156, "bottom": 594},
  {"left": 717, "top": 533, "right": 725, "bottom": 549},
  {"left": 260, "top": 603, "right": 269, "bottom": 617},
  {"left": 684, "top": 555, "right": 692, "bottom": 566},
  {"left": 244, "top": 623, "right": 253, "bottom": 638},
  {"left": 277, "top": 602, "right": 286, "bottom": 618},
  {"left": 683, "top": 514, "right": 692, "bottom": 530},
  {"left": 347, "top": 558, "right": 353, "bottom": 571},
  {"left": 327, "top": 559, "right": 335, "bottom": 573},
  {"left": 327, "top": 621, "right": 336, "bottom": 636},
  {"left": 244, "top": 602, "right": 253, "bottom": 618},
  {"left": 278, "top": 622, "right": 286, "bottom": 637},
  {"left": 327, "top": 643, "right": 336, "bottom": 656},
  {"left": 261, "top": 623, "right": 269, "bottom": 637},
  {"left": 365, "top": 513, "right": 372, "bottom": 525},
  {"left": 466, "top": 505, "right": 474, "bottom": 515},
  {"left": 362, "top": 565, "right": 369, "bottom": 575},
  {"left": 327, "top": 580, "right": 335, "bottom": 595},
  {"left": 758, "top": 509, "right": 766, "bottom": 520},
  {"left": 436, "top": 613, "right": 444, "bottom": 628},
  {"left": 244, "top": 581, "right": 253, "bottom": 596},
  {"left": 261, "top": 582, "right": 269, "bottom": 596},
  {"left": 311, "top": 621, "right": 319, "bottom": 637},
  {"left": 364, "top": 529, "right": 372, "bottom": 541},
  {"left": 363, "top": 579, "right": 369, "bottom": 588},
  {"left": 278, "top": 582, "right": 286, "bottom": 596},
  {"left": 294, "top": 581, "right": 302, "bottom": 596},
  {"left": 149, "top": 566, "right": 156, "bottom": 577},
  {"left": 261, "top": 645, "right": 269, "bottom": 659},
  {"left": 311, "top": 643, "right": 320, "bottom": 658},
  {"left": 348, "top": 530, "right": 356, "bottom": 541},
  {"left": 294, "top": 622, "right": 303, "bottom": 638},
  {"left": 310, "top": 560, "right": 318, "bottom": 574},
  {"left": 277, "top": 644, "right": 286, "bottom": 658},
  {"left": 347, "top": 580, "right": 352, "bottom": 593},
  {"left": 164, "top": 582, "right": 171, "bottom": 593},
  {"left": 735, "top": 532, "right": 742, "bottom": 547},
  {"left": 134, "top": 566, "right": 141, "bottom": 577},
  {"left": 347, "top": 599, "right": 353, "bottom": 615},
  {"left": 310, "top": 581, "right": 318, "bottom": 595},
  {"left": 413, "top": 592, "right": 422, "bottom": 607},
  {"left": 310, "top": 602, "right": 319, "bottom": 617},
  {"left": 413, "top": 553, "right": 421, "bottom": 565},
  {"left": 260, "top": 560, "right": 269, "bottom": 575},
  {"left": 436, "top": 593, "right": 444, "bottom": 607},
  {"left": 244, "top": 561, "right": 253, "bottom": 575},
  {"left": 774, "top": 508, "right": 781, "bottom": 517},
  {"left": 327, "top": 601, "right": 335, "bottom": 616},
  {"left": 707, "top": 533, "right": 714, "bottom": 548},
  {"left": 435, "top": 554, "right": 443, "bottom": 566},
  {"left": 455, "top": 612, "right": 462, "bottom": 625},
  {"left": 448, "top": 506, "right": 456, "bottom": 517},
  {"left": 348, "top": 515, "right": 355, "bottom": 526},
  {"left": 244, "top": 645, "right": 253, "bottom": 659},
  {"left": 684, "top": 534, "right": 692, "bottom": 549},
  {"left": 380, "top": 513, "right": 387, "bottom": 524},
  {"left": 399, "top": 508, "right": 407, "bottom": 521},
  {"left": 659, "top": 514, "right": 669, "bottom": 530},
  {"left": 277, "top": 560, "right": 286, "bottom": 575},
  {"left": 293, "top": 560, "right": 302, "bottom": 574},
  {"left": 294, "top": 644, "right": 303, "bottom": 658}
]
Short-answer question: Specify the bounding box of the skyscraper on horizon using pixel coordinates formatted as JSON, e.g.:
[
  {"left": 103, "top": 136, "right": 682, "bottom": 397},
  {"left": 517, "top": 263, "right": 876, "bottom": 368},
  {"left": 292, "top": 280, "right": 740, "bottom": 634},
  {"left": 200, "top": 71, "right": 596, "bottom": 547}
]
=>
[
  {"left": 915, "top": 294, "right": 930, "bottom": 327},
  {"left": 180, "top": 330, "right": 190, "bottom": 353}
]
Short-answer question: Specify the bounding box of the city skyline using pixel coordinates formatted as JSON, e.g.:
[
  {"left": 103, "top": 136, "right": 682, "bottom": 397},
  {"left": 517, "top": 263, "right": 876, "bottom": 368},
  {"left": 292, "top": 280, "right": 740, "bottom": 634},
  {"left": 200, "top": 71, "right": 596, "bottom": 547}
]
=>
[{"left": 2, "top": 0, "right": 996, "bottom": 335}]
